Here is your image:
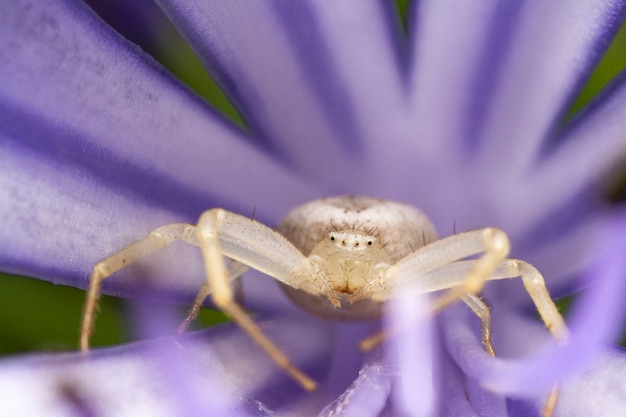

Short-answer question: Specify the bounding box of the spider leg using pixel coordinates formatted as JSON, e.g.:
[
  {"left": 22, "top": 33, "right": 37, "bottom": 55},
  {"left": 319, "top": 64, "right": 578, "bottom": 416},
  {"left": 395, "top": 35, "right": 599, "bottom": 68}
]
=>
[
  {"left": 511, "top": 260, "right": 568, "bottom": 341},
  {"left": 462, "top": 294, "right": 496, "bottom": 357},
  {"left": 80, "top": 223, "right": 197, "bottom": 351},
  {"left": 178, "top": 262, "right": 248, "bottom": 334},
  {"left": 364, "top": 226, "right": 567, "bottom": 417},
  {"left": 416, "top": 258, "right": 568, "bottom": 342},
  {"left": 360, "top": 228, "right": 509, "bottom": 351},
  {"left": 429, "top": 228, "right": 510, "bottom": 313},
  {"left": 364, "top": 256, "right": 568, "bottom": 349},
  {"left": 196, "top": 209, "right": 317, "bottom": 391},
  {"left": 84, "top": 207, "right": 316, "bottom": 391},
  {"left": 359, "top": 228, "right": 566, "bottom": 417},
  {"left": 485, "top": 259, "right": 567, "bottom": 417},
  {"left": 506, "top": 260, "right": 567, "bottom": 417}
]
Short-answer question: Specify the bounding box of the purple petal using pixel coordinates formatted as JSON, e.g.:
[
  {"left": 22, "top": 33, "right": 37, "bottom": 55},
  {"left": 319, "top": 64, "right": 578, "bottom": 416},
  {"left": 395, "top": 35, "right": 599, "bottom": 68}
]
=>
[
  {"left": 154, "top": 0, "right": 405, "bottom": 190},
  {"left": 403, "top": 0, "right": 625, "bottom": 240},
  {"left": 524, "top": 70, "right": 626, "bottom": 233},
  {"left": 387, "top": 295, "right": 504, "bottom": 416},
  {"left": 555, "top": 348, "right": 626, "bottom": 417},
  {"left": 0, "top": 0, "right": 320, "bottom": 298},
  {"left": 439, "top": 356, "right": 486, "bottom": 417},
  {"left": 319, "top": 359, "right": 393, "bottom": 417},
  {"left": 386, "top": 293, "right": 437, "bottom": 417},
  {"left": 475, "top": 1, "right": 626, "bottom": 174},
  {"left": 0, "top": 0, "right": 318, "bottom": 218},
  {"left": 464, "top": 377, "right": 509, "bottom": 417},
  {"left": 517, "top": 212, "right": 605, "bottom": 294},
  {"left": 0, "top": 316, "right": 335, "bottom": 417},
  {"left": 396, "top": 0, "right": 521, "bottom": 226},
  {"left": 408, "top": 0, "right": 511, "bottom": 158}
]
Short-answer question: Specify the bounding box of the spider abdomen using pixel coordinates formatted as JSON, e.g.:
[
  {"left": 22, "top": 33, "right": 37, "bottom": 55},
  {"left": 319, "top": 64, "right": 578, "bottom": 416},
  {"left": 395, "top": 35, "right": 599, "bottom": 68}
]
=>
[{"left": 275, "top": 195, "right": 438, "bottom": 262}]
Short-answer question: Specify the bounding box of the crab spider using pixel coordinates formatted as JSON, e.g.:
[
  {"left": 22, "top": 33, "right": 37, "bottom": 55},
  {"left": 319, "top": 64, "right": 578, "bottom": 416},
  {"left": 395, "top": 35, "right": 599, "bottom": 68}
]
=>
[{"left": 80, "top": 196, "right": 568, "bottom": 414}]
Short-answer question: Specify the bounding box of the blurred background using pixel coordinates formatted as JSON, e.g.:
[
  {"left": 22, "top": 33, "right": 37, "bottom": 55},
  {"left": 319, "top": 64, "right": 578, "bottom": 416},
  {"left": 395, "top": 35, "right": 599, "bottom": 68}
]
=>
[{"left": 1, "top": 0, "right": 625, "bottom": 356}]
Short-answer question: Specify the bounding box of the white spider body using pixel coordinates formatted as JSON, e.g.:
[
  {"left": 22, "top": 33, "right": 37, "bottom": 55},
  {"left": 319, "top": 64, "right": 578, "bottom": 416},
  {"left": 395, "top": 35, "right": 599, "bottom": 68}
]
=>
[
  {"left": 80, "top": 195, "right": 568, "bottom": 413},
  {"left": 276, "top": 196, "right": 437, "bottom": 320}
]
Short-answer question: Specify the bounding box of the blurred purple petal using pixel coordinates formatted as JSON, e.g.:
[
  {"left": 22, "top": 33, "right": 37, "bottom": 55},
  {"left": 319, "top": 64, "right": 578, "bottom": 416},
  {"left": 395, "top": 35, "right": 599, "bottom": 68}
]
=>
[
  {"left": 319, "top": 360, "right": 393, "bottom": 417},
  {"left": 494, "top": 71, "right": 626, "bottom": 258},
  {"left": 408, "top": 0, "right": 511, "bottom": 158},
  {"left": 0, "top": 316, "right": 334, "bottom": 417},
  {"left": 439, "top": 356, "right": 486, "bottom": 417},
  {"left": 500, "top": 348, "right": 626, "bottom": 417},
  {"left": 522, "top": 70, "right": 626, "bottom": 234},
  {"left": 555, "top": 348, "right": 626, "bottom": 417},
  {"left": 155, "top": 0, "right": 406, "bottom": 189},
  {"left": 402, "top": 1, "right": 626, "bottom": 243},
  {"left": 386, "top": 293, "right": 437, "bottom": 417},
  {"left": 465, "top": 378, "right": 508, "bottom": 417},
  {"left": 518, "top": 213, "right": 603, "bottom": 294},
  {"left": 476, "top": 1, "right": 626, "bottom": 173}
]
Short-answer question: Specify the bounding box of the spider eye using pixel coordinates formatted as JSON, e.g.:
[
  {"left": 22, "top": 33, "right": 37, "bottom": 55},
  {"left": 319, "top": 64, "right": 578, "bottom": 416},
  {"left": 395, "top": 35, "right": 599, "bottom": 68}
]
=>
[
  {"left": 330, "top": 236, "right": 335, "bottom": 241},
  {"left": 367, "top": 240, "right": 372, "bottom": 246}
]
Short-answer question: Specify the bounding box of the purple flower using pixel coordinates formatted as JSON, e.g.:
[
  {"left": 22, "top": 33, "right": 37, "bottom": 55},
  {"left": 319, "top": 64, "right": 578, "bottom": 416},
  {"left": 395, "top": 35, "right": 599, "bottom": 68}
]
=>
[{"left": 1, "top": 0, "right": 626, "bottom": 416}]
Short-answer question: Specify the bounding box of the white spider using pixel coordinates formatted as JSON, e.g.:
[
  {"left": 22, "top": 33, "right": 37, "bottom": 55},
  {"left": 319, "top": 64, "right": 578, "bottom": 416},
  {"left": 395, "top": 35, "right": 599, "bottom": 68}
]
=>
[{"left": 80, "top": 195, "right": 568, "bottom": 415}]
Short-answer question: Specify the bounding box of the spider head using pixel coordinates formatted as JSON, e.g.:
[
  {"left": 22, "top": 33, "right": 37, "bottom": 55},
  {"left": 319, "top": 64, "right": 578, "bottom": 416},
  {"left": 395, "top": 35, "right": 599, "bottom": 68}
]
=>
[
  {"left": 307, "top": 230, "right": 391, "bottom": 297},
  {"left": 318, "top": 230, "right": 391, "bottom": 265}
]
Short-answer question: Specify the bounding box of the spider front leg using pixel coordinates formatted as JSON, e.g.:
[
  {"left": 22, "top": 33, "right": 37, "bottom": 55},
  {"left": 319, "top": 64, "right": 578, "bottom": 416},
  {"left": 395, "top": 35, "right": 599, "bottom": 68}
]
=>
[
  {"left": 361, "top": 228, "right": 509, "bottom": 351},
  {"left": 390, "top": 256, "right": 569, "bottom": 344},
  {"left": 81, "top": 208, "right": 317, "bottom": 391},
  {"left": 195, "top": 209, "right": 318, "bottom": 391},
  {"left": 366, "top": 227, "right": 568, "bottom": 350},
  {"left": 427, "top": 228, "right": 511, "bottom": 313}
]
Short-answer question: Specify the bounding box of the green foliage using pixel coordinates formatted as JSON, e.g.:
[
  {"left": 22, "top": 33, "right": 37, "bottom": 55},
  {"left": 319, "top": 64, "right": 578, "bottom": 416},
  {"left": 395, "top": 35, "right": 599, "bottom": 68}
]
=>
[
  {"left": 0, "top": 273, "right": 231, "bottom": 353},
  {"left": 0, "top": 274, "right": 124, "bottom": 354},
  {"left": 568, "top": 22, "right": 626, "bottom": 119}
]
